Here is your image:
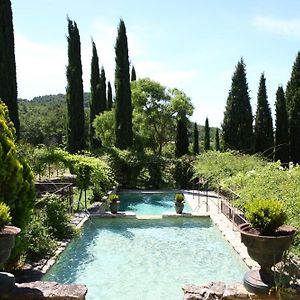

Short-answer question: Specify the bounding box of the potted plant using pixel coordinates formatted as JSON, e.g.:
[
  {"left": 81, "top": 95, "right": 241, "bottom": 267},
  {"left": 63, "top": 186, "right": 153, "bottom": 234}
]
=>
[
  {"left": 175, "top": 193, "right": 185, "bottom": 214},
  {"left": 0, "top": 202, "right": 21, "bottom": 265},
  {"left": 238, "top": 198, "right": 297, "bottom": 295},
  {"left": 107, "top": 193, "right": 120, "bottom": 214}
]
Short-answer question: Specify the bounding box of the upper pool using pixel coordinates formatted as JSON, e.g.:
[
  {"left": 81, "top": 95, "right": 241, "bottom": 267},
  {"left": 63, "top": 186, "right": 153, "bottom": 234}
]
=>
[
  {"left": 44, "top": 217, "right": 248, "bottom": 300},
  {"left": 118, "top": 192, "right": 192, "bottom": 214}
]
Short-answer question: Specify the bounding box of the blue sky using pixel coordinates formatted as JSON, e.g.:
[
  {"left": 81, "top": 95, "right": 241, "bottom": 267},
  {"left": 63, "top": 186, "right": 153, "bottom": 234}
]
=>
[{"left": 12, "top": 0, "right": 300, "bottom": 127}]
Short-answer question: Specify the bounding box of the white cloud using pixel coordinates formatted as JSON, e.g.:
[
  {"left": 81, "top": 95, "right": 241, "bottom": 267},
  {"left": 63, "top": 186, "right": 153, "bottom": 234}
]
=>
[
  {"left": 15, "top": 33, "right": 66, "bottom": 99},
  {"left": 253, "top": 15, "right": 300, "bottom": 39}
]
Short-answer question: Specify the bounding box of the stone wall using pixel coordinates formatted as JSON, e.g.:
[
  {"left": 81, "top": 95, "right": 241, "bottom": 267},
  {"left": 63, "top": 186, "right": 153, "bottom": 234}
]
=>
[
  {"left": 1, "top": 281, "right": 87, "bottom": 300},
  {"left": 183, "top": 282, "right": 300, "bottom": 300}
]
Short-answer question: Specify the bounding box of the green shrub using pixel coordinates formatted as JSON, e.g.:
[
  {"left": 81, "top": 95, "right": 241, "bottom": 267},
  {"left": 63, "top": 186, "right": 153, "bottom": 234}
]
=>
[
  {"left": 174, "top": 155, "right": 194, "bottom": 189},
  {"left": 175, "top": 193, "right": 185, "bottom": 203},
  {"left": 108, "top": 193, "right": 119, "bottom": 203},
  {"left": 0, "top": 202, "right": 11, "bottom": 229},
  {"left": 43, "top": 193, "right": 76, "bottom": 240},
  {"left": 244, "top": 198, "right": 287, "bottom": 235},
  {"left": 21, "top": 213, "right": 56, "bottom": 260}
]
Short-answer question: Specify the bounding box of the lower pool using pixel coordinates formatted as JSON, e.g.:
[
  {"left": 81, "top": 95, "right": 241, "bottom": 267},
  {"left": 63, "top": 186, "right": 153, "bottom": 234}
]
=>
[
  {"left": 118, "top": 192, "right": 192, "bottom": 214},
  {"left": 44, "top": 217, "right": 247, "bottom": 300}
]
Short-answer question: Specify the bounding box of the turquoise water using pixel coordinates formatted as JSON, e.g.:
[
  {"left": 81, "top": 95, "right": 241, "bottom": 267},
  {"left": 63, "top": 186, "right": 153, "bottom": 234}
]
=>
[
  {"left": 118, "top": 192, "right": 192, "bottom": 214},
  {"left": 44, "top": 218, "right": 248, "bottom": 300}
]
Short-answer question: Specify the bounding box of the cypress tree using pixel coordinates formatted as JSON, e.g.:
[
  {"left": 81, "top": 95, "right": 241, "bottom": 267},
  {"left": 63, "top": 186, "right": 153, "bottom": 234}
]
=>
[
  {"left": 0, "top": 0, "right": 19, "bottom": 139},
  {"left": 131, "top": 65, "right": 136, "bottom": 81},
  {"left": 222, "top": 58, "right": 253, "bottom": 153},
  {"left": 254, "top": 73, "right": 273, "bottom": 158},
  {"left": 204, "top": 117, "right": 210, "bottom": 151},
  {"left": 192, "top": 122, "right": 199, "bottom": 155},
  {"left": 100, "top": 67, "right": 107, "bottom": 111},
  {"left": 107, "top": 81, "right": 113, "bottom": 110},
  {"left": 114, "top": 19, "right": 133, "bottom": 149},
  {"left": 286, "top": 52, "right": 300, "bottom": 114},
  {"left": 175, "top": 116, "right": 189, "bottom": 158},
  {"left": 215, "top": 128, "right": 220, "bottom": 151},
  {"left": 66, "top": 18, "right": 85, "bottom": 153},
  {"left": 290, "top": 88, "right": 300, "bottom": 164},
  {"left": 90, "top": 40, "right": 102, "bottom": 148}
]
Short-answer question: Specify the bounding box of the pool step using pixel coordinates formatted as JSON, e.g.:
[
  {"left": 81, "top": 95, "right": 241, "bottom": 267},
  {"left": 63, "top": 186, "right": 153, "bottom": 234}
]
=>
[{"left": 136, "top": 215, "right": 162, "bottom": 219}]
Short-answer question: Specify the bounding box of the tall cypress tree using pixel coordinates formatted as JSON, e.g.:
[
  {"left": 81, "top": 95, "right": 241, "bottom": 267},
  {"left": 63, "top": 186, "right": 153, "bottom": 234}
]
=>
[
  {"left": 115, "top": 19, "right": 133, "bottom": 149},
  {"left": 204, "top": 117, "right": 210, "bottom": 151},
  {"left": 192, "top": 122, "right": 199, "bottom": 155},
  {"left": 131, "top": 65, "right": 136, "bottom": 81},
  {"left": 290, "top": 88, "right": 300, "bottom": 164},
  {"left": 175, "top": 116, "right": 189, "bottom": 158},
  {"left": 107, "top": 81, "right": 113, "bottom": 110},
  {"left": 222, "top": 58, "right": 253, "bottom": 153},
  {"left": 254, "top": 73, "right": 273, "bottom": 158},
  {"left": 90, "top": 40, "right": 102, "bottom": 148},
  {"left": 66, "top": 18, "right": 85, "bottom": 153},
  {"left": 215, "top": 128, "right": 220, "bottom": 151},
  {"left": 274, "top": 86, "right": 289, "bottom": 164},
  {"left": 286, "top": 52, "right": 300, "bottom": 114},
  {"left": 0, "top": 0, "right": 19, "bottom": 139},
  {"left": 100, "top": 67, "right": 107, "bottom": 111}
]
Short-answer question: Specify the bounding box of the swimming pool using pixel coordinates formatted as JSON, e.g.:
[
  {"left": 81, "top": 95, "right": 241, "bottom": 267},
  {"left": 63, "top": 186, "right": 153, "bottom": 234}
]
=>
[
  {"left": 44, "top": 217, "right": 247, "bottom": 300},
  {"left": 118, "top": 192, "right": 192, "bottom": 214}
]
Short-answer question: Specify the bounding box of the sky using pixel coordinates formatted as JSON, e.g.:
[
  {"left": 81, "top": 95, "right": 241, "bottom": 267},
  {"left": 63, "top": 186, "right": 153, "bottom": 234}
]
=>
[{"left": 12, "top": 0, "right": 300, "bottom": 127}]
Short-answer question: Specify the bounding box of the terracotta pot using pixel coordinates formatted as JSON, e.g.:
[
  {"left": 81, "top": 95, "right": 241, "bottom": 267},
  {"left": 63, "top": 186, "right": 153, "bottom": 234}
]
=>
[
  {"left": 175, "top": 202, "right": 184, "bottom": 214},
  {"left": 0, "top": 226, "right": 21, "bottom": 266},
  {"left": 109, "top": 201, "right": 120, "bottom": 214}
]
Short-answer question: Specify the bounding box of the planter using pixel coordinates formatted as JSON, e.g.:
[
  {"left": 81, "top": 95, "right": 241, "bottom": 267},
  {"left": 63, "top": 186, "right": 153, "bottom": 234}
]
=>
[
  {"left": 175, "top": 202, "right": 184, "bottom": 214},
  {"left": 239, "top": 223, "right": 297, "bottom": 294},
  {"left": 0, "top": 226, "right": 21, "bottom": 266},
  {"left": 109, "top": 201, "right": 120, "bottom": 214}
]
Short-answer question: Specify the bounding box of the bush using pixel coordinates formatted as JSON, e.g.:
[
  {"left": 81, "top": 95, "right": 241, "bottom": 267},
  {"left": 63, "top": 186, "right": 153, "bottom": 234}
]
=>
[
  {"left": 244, "top": 198, "right": 287, "bottom": 235},
  {"left": 175, "top": 193, "right": 184, "bottom": 203},
  {"left": 43, "top": 194, "right": 76, "bottom": 240},
  {"left": 108, "top": 193, "right": 119, "bottom": 203},
  {"left": 0, "top": 202, "right": 11, "bottom": 229}
]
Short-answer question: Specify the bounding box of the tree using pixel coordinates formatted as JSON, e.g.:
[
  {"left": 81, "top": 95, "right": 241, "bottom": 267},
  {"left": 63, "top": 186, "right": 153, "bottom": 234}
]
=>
[
  {"left": 0, "top": 0, "right": 19, "bottom": 138},
  {"left": 289, "top": 88, "right": 300, "bottom": 164},
  {"left": 100, "top": 67, "right": 107, "bottom": 111},
  {"left": 107, "top": 81, "right": 113, "bottom": 110},
  {"left": 204, "top": 117, "right": 210, "bottom": 151},
  {"left": 66, "top": 18, "right": 85, "bottom": 153},
  {"left": 90, "top": 41, "right": 102, "bottom": 148},
  {"left": 215, "top": 128, "right": 220, "bottom": 151},
  {"left": 222, "top": 58, "right": 253, "bottom": 153},
  {"left": 254, "top": 73, "right": 273, "bottom": 158},
  {"left": 175, "top": 116, "right": 189, "bottom": 158},
  {"left": 114, "top": 19, "right": 133, "bottom": 149},
  {"left": 131, "top": 65, "right": 136, "bottom": 81},
  {"left": 193, "top": 122, "right": 199, "bottom": 155},
  {"left": 274, "top": 86, "right": 289, "bottom": 164},
  {"left": 0, "top": 101, "right": 35, "bottom": 229},
  {"left": 131, "top": 78, "right": 193, "bottom": 154},
  {"left": 286, "top": 52, "right": 300, "bottom": 114}
]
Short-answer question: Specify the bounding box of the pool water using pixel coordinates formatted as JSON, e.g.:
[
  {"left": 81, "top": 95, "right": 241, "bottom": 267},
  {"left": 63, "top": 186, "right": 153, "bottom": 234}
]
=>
[
  {"left": 44, "top": 218, "right": 248, "bottom": 300},
  {"left": 118, "top": 192, "right": 192, "bottom": 214}
]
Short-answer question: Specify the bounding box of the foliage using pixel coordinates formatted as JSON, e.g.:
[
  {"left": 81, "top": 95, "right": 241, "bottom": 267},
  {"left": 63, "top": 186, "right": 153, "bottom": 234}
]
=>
[
  {"left": 131, "top": 65, "right": 136, "bottom": 81},
  {"left": 108, "top": 193, "right": 119, "bottom": 203},
  {"left": 192, "top": 122, "right": 199, "bottom": 155},
  {"left": 175, "top": 116, "right": 189, "bottom": 157},
  {"left": 42, "top": 193, "right": 76, "bottom": 240},
  {"left": 175, "top": 193, "right": 184, "bottom": 203},
  {"left": 244, "top": 198, "right": 287, "bottom": 235},
  {"left": 0, "top": 0, "right": 19, "bottom": 138},
  {"left": 107, "top": 81, "right": 113, "bottom": 111},
  {"left": 193, "top": 151, "right": 266, "bottom": 189},
  {"left": 254, "top": 73, "right": 273, "bottom": 158},
  {"left": 222, "top": 58, "right": 253, "bottom": 153},
  {"left": 215, "top": 128, "right": 220, "bottom": 151},
  {"left": 0, "top": 202, "right": 11, "bottom": 229},
  {"left": 93, "top": 110, "right": 115, "bottom": 147},
  {"left": 115, "top": 19, "right": 133, "bottom": 150},
  {"left": 21, "top": 213, "right": 56, "bottom": 261},
  {"left": 0, "top": 101, "right": 35, "bottom": 229},
  {"left": 174, "top": 155, "right": 194, "bottom": 189},
  {"left": 204, "top": 117, "right": 210, "bottom": 151},
  {"left": 66, "top": 17, "right": 85, "bottom": 153},
  {"left": 274, "top": 87, "right": 289, "bottom": 164}
]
